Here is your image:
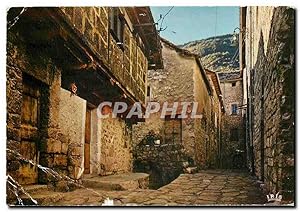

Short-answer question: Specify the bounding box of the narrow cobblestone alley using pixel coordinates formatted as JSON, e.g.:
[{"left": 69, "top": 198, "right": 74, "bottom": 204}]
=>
[
  {"left": 38, "top": 170, "right": 267, "bottom": 206},
  {"left": 6, "top": 6, "right": 295, "bottom": 207}
]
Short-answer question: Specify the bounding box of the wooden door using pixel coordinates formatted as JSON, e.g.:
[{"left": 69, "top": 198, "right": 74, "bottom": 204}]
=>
[
  {"left": 19, "top": 74, "right": 41, "bottom": 184},
  {"left": 84, "top": 107, "right": 91, "bottom": 174},
  {"left": 164, "top": 116, "right": 182, "bottom": 144}
]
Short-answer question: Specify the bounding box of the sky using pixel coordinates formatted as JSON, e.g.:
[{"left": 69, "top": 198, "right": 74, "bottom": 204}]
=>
[{"left": 150, "top": 6, "right": 239, "bottom": 45}]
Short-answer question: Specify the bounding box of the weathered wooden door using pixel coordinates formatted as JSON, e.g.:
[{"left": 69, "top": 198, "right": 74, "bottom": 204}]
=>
[
  {"left": 84, "top": 107, "right": 91, "bottom": 174},
  {"left": 20, "top": 74, "right": 41, "bottom": 184},
  {"left": 164, "top": 116, "right": 182, "bottom": 144}
]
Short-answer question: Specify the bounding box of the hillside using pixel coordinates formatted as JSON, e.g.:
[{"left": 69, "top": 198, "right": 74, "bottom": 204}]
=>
[{"left": 179, "top": 34, "right": 239, "bottom": 72}]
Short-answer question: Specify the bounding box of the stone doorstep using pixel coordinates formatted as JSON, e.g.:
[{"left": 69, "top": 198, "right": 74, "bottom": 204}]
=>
[
  {"left": 22, "top": 184, "right": 49, "bottom": 195},
  {"left": 13, "top": 184, "right": 61, "bottom": 206},
  {"left": 18, "top": 190, "right": 64, "bottom": 206},
  {"left": 82, "top": 173, "right": 150, "bottom": 191}
]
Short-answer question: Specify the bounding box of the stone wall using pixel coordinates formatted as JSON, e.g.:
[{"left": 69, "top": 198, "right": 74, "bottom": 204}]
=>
[
  {"left": 99, "top": 117, "right": 133, "bottom": 176},
  {"left": 6, "top": 29, "right": 75, "bottom": 185},
  {"left": 206, "top": 73, "right": 223, "bottom": 167},
  {"left": 58, "top": 88, "right": 86, "bottom": 179},
  {"left": 38, "top": 69, "right": 71, "bottom": 182},
  {"left": 218, "top": 76, "right": 245, "bottom": 168},
  {"left": 133, "top": 113, "right": 165, "bottom": 148},
  {"left": 241, "top": 6, "right": 295, "bottom": 201},
  {"left": 133, "top": 40, "right": 221, "bottom": 169},
  {"left": 248, "top": 7, "right": 295, "bottom": 201},
  {"left": 133, "top": 42, "right": 196, "bottom": 157},
  {"left": 193, "top": 62, "right": 215, "bottom": 168},
  {"left": 7, "top": 30, "right": 32, "bottom": 184},
  {"left": 245, "top": 6, "right": 275, "bottom": 70},
  {"left": 7, "top": 9, "right": 137, "bottom": 192},
  {"left": 89, "top": 108, "right": 102, "bottom": 175},
  {"left": 220, "top": 79, "right": 243, "bottom": 114},
  {"left": 133, "top": 143, "right": 189, "bottom": 189}
]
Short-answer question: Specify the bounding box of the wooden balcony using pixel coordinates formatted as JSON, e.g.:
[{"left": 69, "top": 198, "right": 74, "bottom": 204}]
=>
[{"left": 59, "top": 7, "right": 152, "bottom": 105}]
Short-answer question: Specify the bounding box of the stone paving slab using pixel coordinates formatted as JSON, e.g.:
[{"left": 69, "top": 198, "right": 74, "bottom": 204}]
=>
[
  {"left": 22, "top": 170, "right": 269, "bottom": 206},
  {"left": 82, "top": 172, "right": 149, "bottom": 191}
]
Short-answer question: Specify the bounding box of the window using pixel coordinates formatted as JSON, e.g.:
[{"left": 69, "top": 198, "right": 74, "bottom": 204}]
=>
[
  {"left": 232, "top": 82, "right": 236, "bottom": 87},
  {"left": 110, "top": 8, "right": 124, "bottom": 44},
  {"left": 231, "top": 104, "right": 238, "bottom": 115},
  {"left": 230, "top": 128, "right": 239, "bottom": 141},
  {"left": 147, "top": 86, "right": 151, "bottom": 97}
]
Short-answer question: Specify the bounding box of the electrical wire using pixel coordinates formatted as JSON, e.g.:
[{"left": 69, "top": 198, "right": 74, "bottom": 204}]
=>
[
  {"left": 205, "top": 7, "right": 219, "bottom": 68},
  {"left": 213, "top": 7, "right": 218, "bottom": 51},
  {"left": 158, "top": 6, "right": 174, "bottom": 32}
]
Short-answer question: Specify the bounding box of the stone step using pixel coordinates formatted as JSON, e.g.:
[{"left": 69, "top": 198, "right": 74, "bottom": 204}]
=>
[
  {"left": 18, "top": 191, "right": 64, "bottom": 206},
  {"left": 82, "top": 172, "right": 149, "bottom": 191},
  {"left": 22, "top": 184, "right": 49, "bottom": 195}
]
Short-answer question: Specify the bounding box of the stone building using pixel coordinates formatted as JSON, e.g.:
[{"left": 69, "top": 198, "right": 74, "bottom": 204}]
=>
[
  {"left": 217, "top": 71, "right": 245, "bottom": 168},
  {"left": 239, "top": 6, "right": 295, "bottom": 201},
  {"left": 133, "top": 38, "right": 224, "bottom": 179},
  {"left": 6, "top": 7, "right": 162, "bottom": 188},
  {"left": 205, "top": 69, "right": 225, "bottom": 168}
]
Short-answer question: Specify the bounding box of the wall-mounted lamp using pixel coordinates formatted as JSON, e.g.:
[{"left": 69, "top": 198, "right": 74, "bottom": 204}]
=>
[
  {"left": 232, "top": 27, "right": 249, "bottom": 44},
  {"left": 70, "top": 82, "right": 77, "bottom": 97}
]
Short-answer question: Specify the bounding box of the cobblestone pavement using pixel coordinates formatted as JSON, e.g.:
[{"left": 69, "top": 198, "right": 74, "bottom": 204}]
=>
[{"left": 50, "top": 170, "right": 267, "bottom": 206}]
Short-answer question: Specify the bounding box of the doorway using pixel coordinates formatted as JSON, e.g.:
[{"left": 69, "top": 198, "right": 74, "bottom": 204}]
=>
[
  {"left": 19, "top": 74, "right": 41, "bottom": 184},
  {"left": 164, "top": 116, "right": 182, "bottom": 144}
]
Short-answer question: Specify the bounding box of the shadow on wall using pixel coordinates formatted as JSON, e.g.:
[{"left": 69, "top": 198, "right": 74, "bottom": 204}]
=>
[
  {"left": 133, "top": 160, "right": 181, "bottom": 189},
  {"left": 133, "top": 134, "right": 194, "bottom": 189}
]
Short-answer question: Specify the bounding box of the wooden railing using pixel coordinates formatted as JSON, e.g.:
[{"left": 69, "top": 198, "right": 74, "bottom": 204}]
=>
[{"left": 60, "top": 7, "right": 147, "bottom": 104}]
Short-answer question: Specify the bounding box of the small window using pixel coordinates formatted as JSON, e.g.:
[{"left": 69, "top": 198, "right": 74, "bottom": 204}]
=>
[
  {"left": 147, "top": 86, "right": 151, "bottom": 97},
  {"left": 231, "top": 104, "right": 238, "bottom": 115},
  {"left": 230, "top": 128, "right": 239, "bottom": 141},
  {"left": 110, "top": 8, "right": 124, "bottom": 44},
  {"left": 232, "top": 82, "right": 236, "bottom": 87}
]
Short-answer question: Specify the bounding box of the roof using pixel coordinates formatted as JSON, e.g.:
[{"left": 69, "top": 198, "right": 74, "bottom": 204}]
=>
[
  {"left": 217, "top": 71, "right": 241, "bottom": 81},
  {"left": 160, "top": 37, "right": 213, "bottom": 96},
  {"left": 205, "top": 69, "right": 225, "bottom": 112},
  {"left": 125, "top": 7, "right": 163, "bottom": 69},
  {"left": 160, "top": 37, "right": 199, "bottom": 58},
  {"left": 206, "top": 69, "right": 222, "bottom": 96}
]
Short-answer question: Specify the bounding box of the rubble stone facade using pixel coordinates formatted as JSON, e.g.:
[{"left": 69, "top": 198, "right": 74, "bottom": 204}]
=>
[
  {"left": 133, "top": 143, "right": 188, "bottom": 189},
  {"left": 205, "top": 70, "right": 224, "bottom": 168},
  {"left": 99, "top": 117, "right": 133, "bottom": 175},
  {"left": 133, "top": 39, "right": 223, "bottom": 171},
  {"left": 7, "top": 7, "right": 161, "bottom": 194},
  {"left": 241, "top": 6, "right": 295, "bottom": 201},
  {"left": 218, "top": 71, "right": 245, "bottom": 168}
]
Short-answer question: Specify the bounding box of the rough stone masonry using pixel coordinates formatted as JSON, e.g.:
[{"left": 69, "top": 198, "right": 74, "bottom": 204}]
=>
[{"left": 245, "top": 7, "right": 295, "bottom": 201}]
